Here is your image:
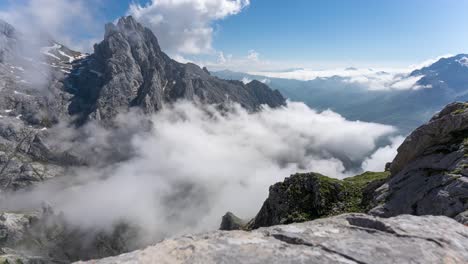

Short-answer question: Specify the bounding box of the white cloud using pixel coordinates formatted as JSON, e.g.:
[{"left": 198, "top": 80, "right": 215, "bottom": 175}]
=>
[
  {"left": 0, "top": 0, "right": 101, "bottom": 52},
  {"left": 241, "top": 77, "right": 252, "bottom": 84},
  {"left": 248, "top": 67, "right": 432, "bottom": 91},
  {"left": 1, "top": 101, "right": 398, "bottom": 243},
  {"left": 361, "top": 136, "right": 405, "bottom": 171},
  {"left": 408, "top": 54, "right": 453, "bottom": 70},
  {"left": 247, "top": 49, "right": 259, "bottom": 61},
  {"left": 128, "top": 0, "right": 250, "bottom": 54}
]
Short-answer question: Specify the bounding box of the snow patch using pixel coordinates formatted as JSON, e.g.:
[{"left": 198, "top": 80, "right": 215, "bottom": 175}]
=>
[
  {"left": 40, "top": 44, "right": 62, "bottom": 60},
  {"left": 58, "top": 50, "right": 75, "bottom": 63}
]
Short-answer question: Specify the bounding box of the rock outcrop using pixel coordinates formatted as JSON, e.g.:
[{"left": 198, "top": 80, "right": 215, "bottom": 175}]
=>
[
  {"left": 77, "top": 213, "right": 468, "bottom": 264},
  {"left": 67, "top": 16, "right": 285, "bottom": 125},
  {"left": 370, "top": 102, "right": 468, "bottom": 221},
  {"left": 219, "top": 212, "right": 248, "bottom": 231},
  {"left": 248, "top": 171, "right": 389, "bottom": 229}
]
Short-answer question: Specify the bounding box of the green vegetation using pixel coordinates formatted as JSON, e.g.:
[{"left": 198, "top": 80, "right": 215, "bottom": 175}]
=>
[
  {"left": 452, "top": 103, "right": 468, "bottom": 115},
  {"left": 293, "top": 172, "right": 389, "bottom": 221},
  {"left": 254, "top": 171, "right": 391, "bottom": 227}
]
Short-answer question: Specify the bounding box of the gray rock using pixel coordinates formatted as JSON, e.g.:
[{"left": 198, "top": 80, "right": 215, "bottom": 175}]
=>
[
  {"left": 455, "top": 210, "right": 468, "bottom": 225},
  {"left": 389, "top": 102, "right": 468, "bottom": 175},
  {"left": 67, "top": 16, "right": 285, "bottom": 125},
  {"left": 76, "top": 214, "right": 468, "bottom": 264},
  {"left": 370, "top": 102, "right": 468, "bottom": 222},
  {"left": 219, "top": 212, "right": 247, "bottom": 231}
]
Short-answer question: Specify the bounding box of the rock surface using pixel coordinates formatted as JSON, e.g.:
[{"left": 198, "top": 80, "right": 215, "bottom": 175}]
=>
[
  {"left": 67, "top": 16, "right": 285, "bottom": 125},
  {"left": 249, "top": 171, "right": 389, "bottom": 229},
  {"left": 370, "top": 102, "right": 468, "bottom": 220},
  {"left": 77, "top": 213, "right": 468, "bottom": 264}
]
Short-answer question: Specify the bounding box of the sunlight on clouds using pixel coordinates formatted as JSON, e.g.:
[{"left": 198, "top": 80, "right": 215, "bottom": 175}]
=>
[{"left": 128, "top": 0, "right": 250, "bottom": 54}]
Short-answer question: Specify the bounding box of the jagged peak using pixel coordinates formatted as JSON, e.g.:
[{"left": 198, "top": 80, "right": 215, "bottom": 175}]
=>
[
  {"left": 105, "top": 16, "right": 144, "bottom": 38},
  {"left": 103, "top": 16, "right": 161, "bottom": 52}
]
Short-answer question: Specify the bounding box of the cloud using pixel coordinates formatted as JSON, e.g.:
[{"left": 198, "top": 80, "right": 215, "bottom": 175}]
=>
[
  {"left": 1, "top": 101, "right": 399, "bottom": 243},
  {"left": 241, "top": 77, "right": 252, "bottom": 84},
  {"left": 128, "top": 0, "right": 250, "bottom": 54},
  {"left": 361, "top": 136, "right": 405, "bottom": 171},
  {"left": 0, "top": 0, "right": 102, "bottom": 52},
  {"left": 247, "top": 49, "right": 259, "bottom": 61},
  {"left": 248, "top": 67, "right": 432, "bottom": 91},
  {"left": 408, "top": 54, "right": 454, "bottom": 70}
]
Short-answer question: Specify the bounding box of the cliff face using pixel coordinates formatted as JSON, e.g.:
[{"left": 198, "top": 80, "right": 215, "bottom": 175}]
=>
[
  {"left": 67, "top": 16, "right": 285, "bottom": 125},
  {"left": 369, "top": 102, "right": 468, "bottom": 221}
]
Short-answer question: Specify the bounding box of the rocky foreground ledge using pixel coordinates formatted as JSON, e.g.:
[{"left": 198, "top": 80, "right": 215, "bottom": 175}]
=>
[{"left": 76, "top": 213, "right": 468, "bottom": 264}]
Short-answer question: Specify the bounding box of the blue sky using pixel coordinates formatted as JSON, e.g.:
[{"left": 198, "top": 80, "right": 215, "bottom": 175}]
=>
[{"left": 1, "top": 0, "right": 468, "bottom": 70}]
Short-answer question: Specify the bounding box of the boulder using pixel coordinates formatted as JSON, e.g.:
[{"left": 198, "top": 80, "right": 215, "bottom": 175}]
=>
[{"left": 219, "top": 212, "right": 247, "bottom": 231}]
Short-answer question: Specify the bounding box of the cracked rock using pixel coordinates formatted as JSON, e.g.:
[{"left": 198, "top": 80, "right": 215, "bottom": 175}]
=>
[{"left": 76, "top": 213, "right": 468, "bottom": 264}]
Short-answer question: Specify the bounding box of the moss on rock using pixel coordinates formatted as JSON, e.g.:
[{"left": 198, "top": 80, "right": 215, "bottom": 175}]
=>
[{"left": 248, "top": 171, "right": 390, "bottom": 229}]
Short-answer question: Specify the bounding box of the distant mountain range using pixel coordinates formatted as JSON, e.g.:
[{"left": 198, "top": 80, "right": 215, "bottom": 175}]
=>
[{"left": 214, "top": 55, "right": 468, "bottom": 134}]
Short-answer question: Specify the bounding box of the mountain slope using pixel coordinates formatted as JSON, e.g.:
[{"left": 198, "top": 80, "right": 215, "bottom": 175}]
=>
[{"left": 67, "top": 16, "right": 285, "bottom": 124}]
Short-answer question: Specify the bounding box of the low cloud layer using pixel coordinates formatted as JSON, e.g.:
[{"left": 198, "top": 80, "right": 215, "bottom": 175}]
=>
[
  {"left": 129, "top": 0, "right": 250, "bottom": 54},
  {"left": 1, "top": 101, "right": 400, "bottom": 243},
  {"left": 248, "top": 68, "right": 432, "bottom": 91}
]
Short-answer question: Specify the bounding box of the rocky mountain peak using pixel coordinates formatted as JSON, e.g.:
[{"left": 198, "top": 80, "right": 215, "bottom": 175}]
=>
[
  {"left": 104, "top": 16, "right": 161, "bottom": 52},
  {"left": 68, "top": 16, "right": 285, "bottom": 124}
]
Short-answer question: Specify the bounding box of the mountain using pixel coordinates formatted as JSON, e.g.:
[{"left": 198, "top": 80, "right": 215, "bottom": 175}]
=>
[
  {"left": 0, "top": 16, "right": 467, "bottom": 264},
  {"left": 215, "top": 102, "right": 468, "bottom": 233},
  {"left": 214, "top": 57, "right": 468, "bottom": 134},
  {"left": 0, "top": 16, "right": 287, "bottom": 263},
  {"left": 67, "top": 16, "right": 285, "bottom": 125},
  {"left": 73, "top": 101, "right": 468, "bottom": 261}
]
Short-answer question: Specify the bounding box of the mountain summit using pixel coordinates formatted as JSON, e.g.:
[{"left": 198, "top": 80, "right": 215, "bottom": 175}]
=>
[{"left": 68, "top": 16, "right": 285, "bottom": 124}]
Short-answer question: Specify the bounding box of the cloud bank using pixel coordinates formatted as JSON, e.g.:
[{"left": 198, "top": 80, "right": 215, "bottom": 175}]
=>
[
  {"left": 1, "top": 101, "right": 400, "bottom": 243},
  {"left": 128, "top": 0, "right": 250, "bottom": 54},
  {"left": 248, "top": 67, "right": 433, "bottom": 91}
]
